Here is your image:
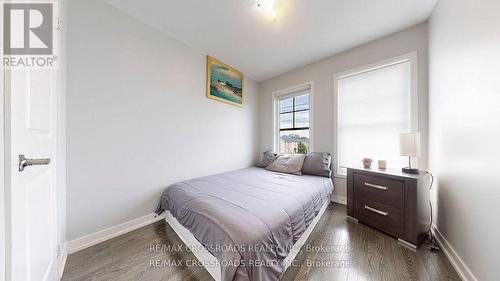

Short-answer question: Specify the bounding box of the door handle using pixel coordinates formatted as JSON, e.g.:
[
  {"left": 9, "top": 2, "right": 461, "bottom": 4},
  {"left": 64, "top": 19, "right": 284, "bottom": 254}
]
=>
[{"left": 18, "top": 154, "right": 51, "bottom": 172}]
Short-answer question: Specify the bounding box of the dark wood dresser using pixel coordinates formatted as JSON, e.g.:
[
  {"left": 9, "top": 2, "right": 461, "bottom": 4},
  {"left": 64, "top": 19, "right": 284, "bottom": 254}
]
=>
[{"left": 347, "top": 166, "right": 430, "bottom": 248}]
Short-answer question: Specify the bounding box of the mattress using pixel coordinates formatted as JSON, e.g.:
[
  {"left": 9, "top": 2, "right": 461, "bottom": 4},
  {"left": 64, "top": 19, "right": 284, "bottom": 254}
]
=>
[{"left": 155, "top": 166, "right": 334, "bottom": 281}]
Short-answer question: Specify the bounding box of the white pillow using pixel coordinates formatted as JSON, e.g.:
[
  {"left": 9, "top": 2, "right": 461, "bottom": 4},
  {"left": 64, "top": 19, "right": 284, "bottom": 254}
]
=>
[{"left": 265, "top": 154, "right": 306, "bottom": 175}]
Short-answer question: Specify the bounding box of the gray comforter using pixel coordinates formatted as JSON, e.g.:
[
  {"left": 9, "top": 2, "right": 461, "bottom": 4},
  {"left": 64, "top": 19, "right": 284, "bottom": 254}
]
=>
[{"left": 156, "top": 167, "right": 333, "bottom": 281}]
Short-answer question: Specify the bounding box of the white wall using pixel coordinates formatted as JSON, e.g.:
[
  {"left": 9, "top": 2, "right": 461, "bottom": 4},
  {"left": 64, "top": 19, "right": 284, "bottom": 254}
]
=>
[
  {"left": 66, "top": 0, "right": 259, "bottom": 241},
  {"left": 428, "top": 0, "right": 500, "bottom": 280},
  {"left": 258, "top": 24, "right": 428, "bottom": 200}
]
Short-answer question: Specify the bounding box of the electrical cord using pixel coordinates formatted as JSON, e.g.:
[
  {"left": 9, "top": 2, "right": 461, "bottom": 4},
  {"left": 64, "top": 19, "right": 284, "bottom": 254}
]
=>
[{"left": 420, "top": 170, "right": 440, "bottom": 251}]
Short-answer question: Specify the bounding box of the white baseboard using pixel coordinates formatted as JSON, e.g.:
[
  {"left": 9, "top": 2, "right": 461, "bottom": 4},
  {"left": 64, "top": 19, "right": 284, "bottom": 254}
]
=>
[
  {"left": 432, "top": 225, "right": 478, "bottom": 281},
  {"left": 331, "top": 194, "right": 347, "bottom": 205},
  {"left": 66, "top": 212, "right": 165, "bottom": 254}
]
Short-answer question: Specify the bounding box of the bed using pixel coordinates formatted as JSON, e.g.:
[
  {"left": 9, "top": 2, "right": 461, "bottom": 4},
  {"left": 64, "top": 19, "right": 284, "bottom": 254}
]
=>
[{"left": 155, "top": 166, "right": 334, "bottom": 281}]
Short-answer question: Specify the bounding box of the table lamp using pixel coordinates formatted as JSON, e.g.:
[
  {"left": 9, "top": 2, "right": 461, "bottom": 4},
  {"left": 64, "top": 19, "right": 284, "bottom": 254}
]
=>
[{"left": 399, "top": 132, "right": 420, "bottom": 174}]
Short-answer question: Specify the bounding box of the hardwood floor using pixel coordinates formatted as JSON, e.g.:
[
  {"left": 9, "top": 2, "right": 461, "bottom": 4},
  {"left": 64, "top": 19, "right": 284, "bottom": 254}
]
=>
[{"left": 62, "top": 204, "right": 460, "bottom": 281}]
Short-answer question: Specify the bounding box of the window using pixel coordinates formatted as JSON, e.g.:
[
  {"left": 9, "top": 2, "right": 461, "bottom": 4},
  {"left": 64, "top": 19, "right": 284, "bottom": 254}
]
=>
[
  {"left": 335, "top": 54, "right": 417, "bottom": 175},
  {"left": 274, "top": 84, "right": 312, "bottom": 154}
]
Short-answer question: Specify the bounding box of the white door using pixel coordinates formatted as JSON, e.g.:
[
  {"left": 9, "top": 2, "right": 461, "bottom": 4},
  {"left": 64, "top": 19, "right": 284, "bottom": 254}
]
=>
[
  {"left": 5, "top": 2, "right": 61, "bottom": 280},
  {"left": 8, "top": 67, "right": 59, "bottom": 281}
]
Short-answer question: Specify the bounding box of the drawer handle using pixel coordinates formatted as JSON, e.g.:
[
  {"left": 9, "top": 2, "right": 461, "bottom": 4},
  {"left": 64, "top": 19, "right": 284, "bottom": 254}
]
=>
[
  {"left": 364, "top": 205, "right": 388, "bottom": 216},
  {"left": 364, "top": 182, "right": 388, "bottom": 190}
]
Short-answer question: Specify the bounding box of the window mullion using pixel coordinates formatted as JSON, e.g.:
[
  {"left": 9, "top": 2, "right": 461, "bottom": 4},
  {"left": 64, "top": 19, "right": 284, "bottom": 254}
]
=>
[{"left": 279, "top": 127, "right": 309, "bottom": 132}]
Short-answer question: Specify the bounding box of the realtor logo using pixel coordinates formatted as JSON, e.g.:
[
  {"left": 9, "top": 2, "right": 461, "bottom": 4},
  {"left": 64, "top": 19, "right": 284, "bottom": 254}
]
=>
[{"left": 3, "top": 3, "right": 53, "bottom": 55}]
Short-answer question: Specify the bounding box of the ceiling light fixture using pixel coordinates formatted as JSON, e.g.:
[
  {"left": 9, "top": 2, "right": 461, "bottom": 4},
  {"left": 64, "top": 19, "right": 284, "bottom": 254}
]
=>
[{"left": 256, "top": 0, "right": 277, "bottom": 19}]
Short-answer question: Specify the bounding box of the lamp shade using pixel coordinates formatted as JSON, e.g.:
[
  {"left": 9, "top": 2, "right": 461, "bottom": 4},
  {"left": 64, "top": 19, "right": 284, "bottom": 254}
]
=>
[{"left": 399, "top": 132, "right": 421, "bottom": 157}]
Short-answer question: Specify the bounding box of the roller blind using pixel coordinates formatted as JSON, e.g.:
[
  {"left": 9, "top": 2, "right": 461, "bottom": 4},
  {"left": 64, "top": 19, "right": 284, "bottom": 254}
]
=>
[{"left": 337, "top": 61, "right": 412, "bottom": 174}]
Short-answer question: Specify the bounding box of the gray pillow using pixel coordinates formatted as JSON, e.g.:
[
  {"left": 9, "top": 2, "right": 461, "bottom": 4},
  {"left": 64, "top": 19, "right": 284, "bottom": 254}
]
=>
[
  {"left": 265, "top": 154, "right": 306, "bottom": 175},
  {"left": 301, "top": 152, "right": 332, "bottom": 177},
  {"left": 257, "top": 150, "right": 278, "bottom": 168}
]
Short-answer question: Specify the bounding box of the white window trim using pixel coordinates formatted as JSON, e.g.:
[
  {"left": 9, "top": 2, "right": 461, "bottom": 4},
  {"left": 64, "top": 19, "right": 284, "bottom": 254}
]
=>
[
  {"left": 272, "top": 81, "right": 314, "bottom": 154},
  {"left": 333, "top": 52, "right": 419, "bottom": 178}
]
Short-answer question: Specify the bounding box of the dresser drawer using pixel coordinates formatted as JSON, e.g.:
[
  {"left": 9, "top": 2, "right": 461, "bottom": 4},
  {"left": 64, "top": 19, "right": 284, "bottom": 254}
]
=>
[
  {"left": 354, "top": 197, "right": 404, "bottom": 237},
  {"left": 347, "top": 167, "right": 429, "bottom": 247},
  {"left": 353, "top": 173, "right": 404, "bottom": 210}
]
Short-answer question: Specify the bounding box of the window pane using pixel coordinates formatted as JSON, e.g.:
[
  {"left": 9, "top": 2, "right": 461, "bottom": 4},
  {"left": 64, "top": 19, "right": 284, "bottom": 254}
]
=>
[
  {"left": 280, "top": 113, "right": 293, "bottom": 129},
  {"left": 280, "top": 97, "right": 293, "bottom": 113},
  {"left": 294, "top": 110, "right": 309, "bottom": 128},
  {"left": 280, "top": 130, "right": 309, "bottom": 154},
  {"left": 337, "top": 61, "right": 411, "bottom": 174},
  {"left": 294, "top": 94, "right": 309, "bottom": 111}
]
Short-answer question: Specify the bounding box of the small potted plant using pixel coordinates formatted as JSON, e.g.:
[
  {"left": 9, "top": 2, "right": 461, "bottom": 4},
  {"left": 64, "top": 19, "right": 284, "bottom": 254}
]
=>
[{"left": 362, "top": 158, "right": 373, "bottom": 168}]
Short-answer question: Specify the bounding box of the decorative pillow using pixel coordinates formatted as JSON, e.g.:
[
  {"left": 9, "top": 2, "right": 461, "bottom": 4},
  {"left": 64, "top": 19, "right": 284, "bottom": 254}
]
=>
[
  {"left": 265, "top": 154, "right": 306, "bottom": 175},
  {"left": 302, "top": 152, "right": 332, "bottom": 177},
  {"left": 257, "top": 150, "right": 278, "bottom": 168}
]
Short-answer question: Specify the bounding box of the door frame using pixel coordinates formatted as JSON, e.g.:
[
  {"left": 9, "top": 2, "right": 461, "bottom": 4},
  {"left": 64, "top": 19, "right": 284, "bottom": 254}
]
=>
[
  {"left": 1, "top": 2, "right": 5, "bottom": 277},
  {"left": 56, "top": 0, "right": 67, "bottom": 276},
  {"left": 1, "top": 57, "right": 6, "bottom": 281}
]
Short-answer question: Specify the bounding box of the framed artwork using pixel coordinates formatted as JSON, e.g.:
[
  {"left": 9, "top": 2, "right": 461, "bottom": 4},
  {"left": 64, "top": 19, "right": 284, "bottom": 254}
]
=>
[{"left": 206, "top": 56, "right": 243, "bottom": 107}]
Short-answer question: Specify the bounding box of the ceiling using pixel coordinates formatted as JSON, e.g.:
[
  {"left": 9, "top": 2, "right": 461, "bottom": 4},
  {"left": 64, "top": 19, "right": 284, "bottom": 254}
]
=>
[{"left": 105, "top": 0, "right": 437, "bottom": 81}]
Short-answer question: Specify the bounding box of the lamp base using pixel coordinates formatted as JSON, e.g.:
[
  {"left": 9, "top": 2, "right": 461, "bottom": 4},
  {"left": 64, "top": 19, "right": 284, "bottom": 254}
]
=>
[{"left": 402, "top": 167, "right": 419, "bottom": 174}]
